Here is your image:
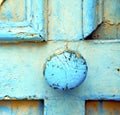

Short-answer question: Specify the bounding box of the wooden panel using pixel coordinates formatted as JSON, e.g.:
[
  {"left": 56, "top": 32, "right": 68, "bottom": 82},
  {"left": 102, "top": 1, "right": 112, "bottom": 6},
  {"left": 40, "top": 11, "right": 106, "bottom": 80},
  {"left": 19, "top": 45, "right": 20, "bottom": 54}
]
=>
[
  {"left": 0, "top": 0, "right": 105, "bottom": 41},
  {"left": 0, "top": 100, "right": 43, "bottom": 115},
  {"left": 86, "top": 101, "right": 120, "bottom": 115},
  {"left": 92, "top": 0, "right": 120, "bottom": 39},
  {"left": 104, "top": 0, "right": 120, "bottom": 24},
  {"left": 0, "top": 41, "right": 119, "bottom": 113},
  {"left": 48, "top": 0, "right": 103, "bottom": 40},
  {"left": 92, "top": 23, "right": 118, "bottom": 39},
  {"left": 0, "top": 41, "right": 118, "bottom": 100},
  {"left": 45, "top": 99, "right": 85, "bottom": 115},
  {"left": 83, "top": 0, "right": 103, "bottom": 37},
  {"left": 48, "top": 0, "right": 83, "bottom": 40},
  {"left": 0, "top": 0, "right": 47, "bottom": 41}
]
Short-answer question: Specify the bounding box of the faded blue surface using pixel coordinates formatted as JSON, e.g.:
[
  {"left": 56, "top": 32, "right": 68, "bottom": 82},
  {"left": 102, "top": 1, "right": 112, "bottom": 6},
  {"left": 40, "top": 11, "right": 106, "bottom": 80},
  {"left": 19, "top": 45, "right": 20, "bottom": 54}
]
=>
[
  {"left": 0, "top": 0, "right": 103, "bottom": 41},
  {"left": 48, "top": 0, "right": 102, "bottom": 40},
  {"left": 0, "top": 0, "right": 119, "bottom": 114},
  {"left": 44, "top": 50, "right": 88, "bottom": 91},
  {"left": 0, "top": 41, "right": 119, "bottom": 100},
  {"left": 0, "top": 41, "right": 119, "bottom": 114},
  {"left": 0, "top": 0, "right": 47, "bottom": 41}
]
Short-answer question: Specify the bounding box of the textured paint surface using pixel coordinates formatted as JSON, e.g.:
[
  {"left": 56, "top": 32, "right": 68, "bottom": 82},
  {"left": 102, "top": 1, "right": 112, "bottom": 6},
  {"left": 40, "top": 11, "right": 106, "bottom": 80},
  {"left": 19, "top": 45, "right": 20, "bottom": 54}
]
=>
[
  {"left": 0, "top": 41, "right": 118, "bottom": 99},
  {"left": 45, "top": 99, "right": 85, "bottom": 115},
  {"left": 44, "top": 50, "right": 87, "bottom": 91},
  {"left": 0, "top": 0, "right": 47, "bottom": 41},
  {"left": 86, "top": 101, "right": 120, "bottom": 115},
  {"left": 0, "top": 0, "right": 119, "bottom": 114},
  {"left": 0, "top": 100, "right": 43, "bottom": 115},
  {"left": 0, "top": 0, "right": 25, "bottom": 22},
  {"left": 48, "top": 0, "right": 83, "bottom": 40},
  {"left": 83, "top": 0, "right": 103, "bottom": 37},
  {"left": 0, "top": 0, "right": 106, "bottom": 41},
  {"left": 104, "top": 0, "right": 120, "bottom": 24},
  {"left": 48, "top": 0, "right": 103, "bottom": 40},
  {"left": 0, "top": 41, "right": 119, "bottom": 114},
  {"left": 92, "top": 0, "right": 120, "bottom": 39}
]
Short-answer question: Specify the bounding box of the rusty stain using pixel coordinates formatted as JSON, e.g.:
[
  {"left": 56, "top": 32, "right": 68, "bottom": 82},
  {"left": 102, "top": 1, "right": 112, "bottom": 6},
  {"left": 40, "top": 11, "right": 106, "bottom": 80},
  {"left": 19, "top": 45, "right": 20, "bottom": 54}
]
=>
[
  {"left": 28, "top": 34, "right": 35, "bottom": 37},
  {"left": 92, "top": 0, "right": 120, "bottom": 40},
  {"left": 30, "top": 34, "right": 35, "bottom": 37},
  {"left": 86, "top": 101, "right": 120, "bottom": 115},
  {"left": 18, "top": 32, "right": 35, "bottom": 37},
  {"left": 66, "top": 42, "right": 70, "bottom": 50},
  {"left": 92, "top": 22, "right": 120, "bottom": 39},
  {"left": 18, "top": 32, "right": 24, "bottom": 34},
  {"left": 0, "top": 100, "right": 42, "bottom": 114},
  {"left": 0, "top": 0, "right": 5, "bottom": 6}
]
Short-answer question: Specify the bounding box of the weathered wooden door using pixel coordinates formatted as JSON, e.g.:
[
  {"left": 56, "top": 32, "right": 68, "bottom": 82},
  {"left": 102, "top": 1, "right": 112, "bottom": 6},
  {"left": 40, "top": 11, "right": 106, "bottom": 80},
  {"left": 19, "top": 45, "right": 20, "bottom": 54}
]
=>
[{"left": 0, "top": 0, "right": 119, "bottom": 115}]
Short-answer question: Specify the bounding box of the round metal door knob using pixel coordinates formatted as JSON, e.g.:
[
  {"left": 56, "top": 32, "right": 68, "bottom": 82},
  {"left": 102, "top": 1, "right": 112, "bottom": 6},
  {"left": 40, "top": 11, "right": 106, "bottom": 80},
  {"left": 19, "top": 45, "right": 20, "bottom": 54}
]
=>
[{"left": 43, "top": 49, "right": 88, "bottom": 91}]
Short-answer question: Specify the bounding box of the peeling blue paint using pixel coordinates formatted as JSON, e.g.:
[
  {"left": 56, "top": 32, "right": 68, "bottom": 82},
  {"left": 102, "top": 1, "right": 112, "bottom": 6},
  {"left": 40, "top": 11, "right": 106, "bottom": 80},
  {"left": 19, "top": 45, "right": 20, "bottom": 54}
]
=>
[
  {"left": 44, "top": 50, "right": 88, "bottom": 91},
  {"left": 0, "top": 0, "right": 47, "bottom": 41}
]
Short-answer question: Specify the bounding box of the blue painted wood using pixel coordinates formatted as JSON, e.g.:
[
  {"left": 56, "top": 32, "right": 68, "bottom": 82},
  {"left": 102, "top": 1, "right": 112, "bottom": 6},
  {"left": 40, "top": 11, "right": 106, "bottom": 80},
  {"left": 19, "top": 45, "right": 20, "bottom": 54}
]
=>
[
  {"left": 0, "top": 101, "right": 11, "bottom": 115},
  {"left": 104, "top": 0, "right": 120, "bottom": 24},
  {"left": 48, "top": 0, "right": 103, "bottom": 40},
  {"left": 44, "top": 50, "right": 88, "bottom": 91},
  {"left": 45, "top": 99, "right": 85, "bottom": 115},
  {"left": 83, "top": 0, "right": 103, "bottom": 37},
  {"left": 0, "top": 41, "right": 119, "bottom": 114},
  {"left": 86, "top": 101, "right": 120, "bottom": 115},
  {"left": 0, "top": 0, "right": 103, "bottom": 41},
  {"left": 0, "top": 100, "right": 43, "bottom": 115},
  {"left": 92, "top": 0, "right": 120, "bottom": 40},
  {"left": 48, "top": 0, "right": 83, "bottom": 40},
  {"left": 0, "top": 41, "right": 118, "bottom": 100},
  {"left": 0, "top": 0, "right": 47, "bottom": 41},
  {"left": 0, "top": 0, "right": 119, "bottom": 114}
]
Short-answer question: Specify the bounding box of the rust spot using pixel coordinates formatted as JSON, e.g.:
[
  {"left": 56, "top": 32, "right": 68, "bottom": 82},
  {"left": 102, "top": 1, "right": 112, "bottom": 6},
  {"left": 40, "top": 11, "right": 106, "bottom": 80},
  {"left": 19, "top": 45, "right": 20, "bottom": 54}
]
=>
[
  {"left": 66, "top": 42, "right": 70, "bottom": 50},
  {"left": 18, "top": 32, "right": 24, "bottom": 34},
  {"left": 30, "top": 34, "right": 35, "bottom": 37},
  {"left": 18, "top": 32, "right": 35, "bottom": 37}
]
